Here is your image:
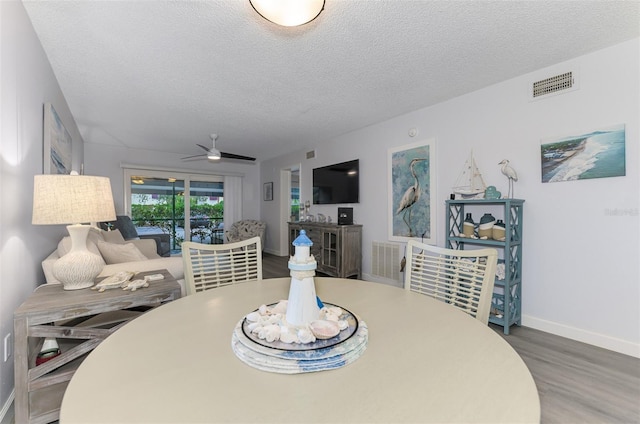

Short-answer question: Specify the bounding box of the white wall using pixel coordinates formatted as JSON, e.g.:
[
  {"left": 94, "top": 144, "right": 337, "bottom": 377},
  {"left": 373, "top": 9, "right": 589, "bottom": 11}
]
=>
[
  {"left": 0, "top": 5, "right": 636, "bottom": 417},
  {"left": 84, "top": 143, "right": 261, "bottom": 219},
  {"left": 0, "top": 0, "right": 86, "bottom": 413},
  {"left": 261, "top": 38, "right": 639, "bottom": 357}
]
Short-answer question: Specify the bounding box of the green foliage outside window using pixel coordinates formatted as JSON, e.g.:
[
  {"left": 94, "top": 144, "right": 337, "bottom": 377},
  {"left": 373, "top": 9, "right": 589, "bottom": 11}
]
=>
[{"left": 131, "top": 195, "right": 224, "bottom": 245}]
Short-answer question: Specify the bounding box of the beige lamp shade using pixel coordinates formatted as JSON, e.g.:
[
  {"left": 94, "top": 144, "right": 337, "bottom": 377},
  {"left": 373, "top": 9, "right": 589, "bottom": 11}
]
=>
[
  {"left": 250, "top": 0, "right": 324, "bottom": 27},
  {"left": 32, "top": 174, "right": 116, "bottom": 225},
  {"left": 32, "top": 174, "right": 116, "bottom": 290}
]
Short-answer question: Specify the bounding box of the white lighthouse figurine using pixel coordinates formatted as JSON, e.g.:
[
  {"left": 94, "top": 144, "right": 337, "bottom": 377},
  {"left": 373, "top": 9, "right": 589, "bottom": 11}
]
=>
[{"left": 286, "top": 230, "right": 320, "bottom": 326}]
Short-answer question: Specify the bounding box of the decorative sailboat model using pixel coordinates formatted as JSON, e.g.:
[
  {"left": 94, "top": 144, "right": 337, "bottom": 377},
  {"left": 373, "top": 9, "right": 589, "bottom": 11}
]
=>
[{"left": 453, "top": 151, "right": 487, "bottom": 199}]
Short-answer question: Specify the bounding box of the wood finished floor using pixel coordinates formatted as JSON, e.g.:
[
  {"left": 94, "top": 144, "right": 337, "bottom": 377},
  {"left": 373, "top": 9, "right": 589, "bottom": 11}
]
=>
[
  {"left": 3, "top": 256, "right": 636, "bottom": 424},
  {"left": 263, "top": 253, "right": 640, "bottom": 424}
]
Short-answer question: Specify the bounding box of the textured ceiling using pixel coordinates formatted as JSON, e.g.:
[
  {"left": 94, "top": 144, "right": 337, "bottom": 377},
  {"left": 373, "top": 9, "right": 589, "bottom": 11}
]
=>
[{"left": 23, "top": 0, "right": 639, "bottom": 162}]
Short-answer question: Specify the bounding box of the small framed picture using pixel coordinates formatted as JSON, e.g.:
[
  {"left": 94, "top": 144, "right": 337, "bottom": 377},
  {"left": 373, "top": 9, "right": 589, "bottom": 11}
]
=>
[{"left": 263, "top": 182, "right": 273, "bottom": 201}]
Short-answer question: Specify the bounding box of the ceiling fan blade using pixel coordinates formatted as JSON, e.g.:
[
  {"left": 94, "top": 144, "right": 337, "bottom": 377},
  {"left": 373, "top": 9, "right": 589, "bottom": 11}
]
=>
[
  {"left": 220, "top": 151, "right": 256, "bottom": 161},
  {"left": 181, "top": 153, "right": 207, "bottom": 160},
  {"left": 196, "top": 144, "right": 211, "bottom": 152}
]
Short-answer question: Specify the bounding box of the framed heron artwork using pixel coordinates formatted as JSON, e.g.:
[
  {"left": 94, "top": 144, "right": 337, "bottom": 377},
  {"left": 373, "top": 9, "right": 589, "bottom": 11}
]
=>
[{"left": 388, "top": 139, "right": 436, "bottom": 243}]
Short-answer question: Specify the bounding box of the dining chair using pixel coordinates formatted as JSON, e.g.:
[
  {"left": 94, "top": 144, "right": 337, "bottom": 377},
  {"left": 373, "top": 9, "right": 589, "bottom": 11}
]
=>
[
  {"left": 182, "top": 236, "right": 263, "bottom": 295},
  {"left": 404, "top": 240, "right": 498, "bottom": 324}
]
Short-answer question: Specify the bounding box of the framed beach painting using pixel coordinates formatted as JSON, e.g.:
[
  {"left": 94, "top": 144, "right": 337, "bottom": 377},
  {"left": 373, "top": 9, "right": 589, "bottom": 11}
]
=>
[
  {"left": 541, "top": 124, "right": 625, "bottom": 183},
  {"left": 43, "top": 103, "right": 72, "bottom": 174},
  {"left": 388, "top": 139, "right": 436, "bottom": 243}
]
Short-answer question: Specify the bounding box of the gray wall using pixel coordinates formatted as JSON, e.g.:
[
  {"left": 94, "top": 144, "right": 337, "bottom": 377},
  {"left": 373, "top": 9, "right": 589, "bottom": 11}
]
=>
[
  {"left": 0, "top": 0, "right": 86, "bottom": 412},
  {"left": 261, "top": 38, "right": 639, "bottom": 357},
  {"left": 0, "top": 2, "right": 263, "bottom": 414}
]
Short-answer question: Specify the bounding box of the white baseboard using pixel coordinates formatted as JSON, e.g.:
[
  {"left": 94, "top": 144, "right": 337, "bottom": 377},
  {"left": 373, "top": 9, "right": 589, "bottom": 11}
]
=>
[
  {"left": 0, "top": 390, "right": 14, "bottom": 424},
  {"left": 522, "top": 314, "right": 640, "bottom": 358}
]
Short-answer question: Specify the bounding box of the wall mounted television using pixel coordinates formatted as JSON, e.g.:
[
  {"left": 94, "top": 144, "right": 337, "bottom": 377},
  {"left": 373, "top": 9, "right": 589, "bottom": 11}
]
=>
[{"left": 313, "top": 159, "right": 359, "bottom": 204}]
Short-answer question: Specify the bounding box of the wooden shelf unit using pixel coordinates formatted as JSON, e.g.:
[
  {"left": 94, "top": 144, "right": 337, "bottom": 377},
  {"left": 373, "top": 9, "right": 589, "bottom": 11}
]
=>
[
  {"left": 445, "top": 199, "right": 524, "bottom": 334},
  {"left": 14, "top": 269, "right": 181, "bottom": 424}
]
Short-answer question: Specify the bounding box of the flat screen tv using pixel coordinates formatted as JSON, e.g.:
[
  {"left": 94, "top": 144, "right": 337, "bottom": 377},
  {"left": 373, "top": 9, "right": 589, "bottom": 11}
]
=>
[{"left": 313, "top": 159, "right": 359, "bottom": 204}]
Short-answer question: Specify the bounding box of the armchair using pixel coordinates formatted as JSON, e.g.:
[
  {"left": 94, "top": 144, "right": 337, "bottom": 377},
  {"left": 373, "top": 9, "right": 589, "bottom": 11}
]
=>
[
  {"left": 100, "top": 215, "right": 171, "bottom": 257},
  {"left": 225, "top": 220, "right": 266, "bottom": 250}
]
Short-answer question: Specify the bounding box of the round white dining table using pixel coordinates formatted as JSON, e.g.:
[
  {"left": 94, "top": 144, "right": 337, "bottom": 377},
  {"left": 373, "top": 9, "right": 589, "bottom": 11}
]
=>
[{"left": 61, "top": 277, "right": 540, "bottom": 423}]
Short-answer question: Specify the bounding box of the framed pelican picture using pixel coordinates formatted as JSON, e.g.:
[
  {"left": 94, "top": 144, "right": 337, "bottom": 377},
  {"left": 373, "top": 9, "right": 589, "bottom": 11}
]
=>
[{"left": 388, "top": 139, "right": 436, "bottom": 243}]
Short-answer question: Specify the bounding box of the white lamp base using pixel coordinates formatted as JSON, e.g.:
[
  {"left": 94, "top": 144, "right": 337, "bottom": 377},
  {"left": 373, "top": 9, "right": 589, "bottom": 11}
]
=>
[{"left": 53, "top": 224, "right": 105, "bottom": 290}]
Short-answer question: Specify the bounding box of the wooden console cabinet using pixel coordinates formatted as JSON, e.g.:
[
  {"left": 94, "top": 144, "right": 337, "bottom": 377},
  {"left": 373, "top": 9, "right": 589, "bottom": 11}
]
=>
[
  {"left": 14, "top": 269, "right": 181, "bottom": 424},
  {"left": 288, "top": 222, "right": 362, "bottom": 279}
]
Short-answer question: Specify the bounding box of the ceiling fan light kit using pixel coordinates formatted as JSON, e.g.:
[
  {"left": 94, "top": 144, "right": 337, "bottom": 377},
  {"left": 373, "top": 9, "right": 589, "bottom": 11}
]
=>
[
  {"left": 206, "top": 133, "right": 221, "bottom": 160},
  {"left": 250, "top": 0, "right": 324, "bottom": 27},
  {"left": 181, "top": 134, "right": 256, "bottom": 163}
]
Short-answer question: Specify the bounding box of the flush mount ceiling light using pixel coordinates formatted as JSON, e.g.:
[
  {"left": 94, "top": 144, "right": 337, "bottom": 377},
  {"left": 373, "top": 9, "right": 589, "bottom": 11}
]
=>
[{"left": 250, "top": 0, "right": 325, "bottom": 27}]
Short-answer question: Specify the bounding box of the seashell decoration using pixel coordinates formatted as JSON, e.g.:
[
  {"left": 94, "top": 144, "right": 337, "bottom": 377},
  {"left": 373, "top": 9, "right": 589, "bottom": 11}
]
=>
[
  {"left": 297, "top": 328, "right": 316, "bottom": 344},
  {"left": 243, "top": 301, "right": 351, "bottom": 345},
  {"left": 262, "top": 324, "right": 281, "bottom": 343},
  {"left": 122, "top": 279, "right": 149, "bottom": 291},
  {"left": 309, "top": 320, "right": 340, "bottom": 340},
  {"left": 279, "top": 327, "right": 298, "bottom": 344},
  {"left": 271, "top": 300, "right": 288, "bottom": 314},
  {"left": 92, "top": 271, "right": 136, "bottom": 292},
  {"left": 245, "top": 311, "right": 262, "bottom": 323}
]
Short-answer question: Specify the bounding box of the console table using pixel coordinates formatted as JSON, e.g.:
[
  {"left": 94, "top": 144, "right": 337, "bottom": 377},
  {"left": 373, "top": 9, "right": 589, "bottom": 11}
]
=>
[
  {"left": 13, "top": 269, "right": 181, "bottom": 424},
  {"left": 288, "top": 222, "right": 362, "bottom": 278}
]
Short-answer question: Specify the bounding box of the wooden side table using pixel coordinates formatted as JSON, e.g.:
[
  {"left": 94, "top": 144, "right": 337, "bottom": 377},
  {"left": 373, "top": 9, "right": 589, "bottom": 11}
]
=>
[{"left": 14, "top": 269, "right": 181, "bottom": 424}]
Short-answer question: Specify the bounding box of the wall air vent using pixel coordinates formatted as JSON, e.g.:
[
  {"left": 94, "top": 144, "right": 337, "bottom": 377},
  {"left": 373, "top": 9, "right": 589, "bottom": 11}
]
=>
[
  {"left": 531, "top": 71, "right": 577, "bottom": 100},
  {"left": 306, "top": 150, "right": 316, "bottom": 160},
  {"left": 371, "top": 241, "right": 400, "bottom": 283}
]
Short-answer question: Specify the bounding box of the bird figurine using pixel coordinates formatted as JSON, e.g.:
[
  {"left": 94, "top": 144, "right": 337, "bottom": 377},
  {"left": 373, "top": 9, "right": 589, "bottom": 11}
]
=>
[
  {"left": 396, "top": 158, "right": 427, "bottom": 236},
  {"left": 499, "top": 159, "right": 518, "bottom": 198}
]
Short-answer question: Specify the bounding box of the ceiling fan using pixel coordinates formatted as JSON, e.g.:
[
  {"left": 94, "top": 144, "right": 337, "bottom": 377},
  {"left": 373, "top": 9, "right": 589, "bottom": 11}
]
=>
[{"left": 181, "top": 134, "right": 256, "bottom": 162}]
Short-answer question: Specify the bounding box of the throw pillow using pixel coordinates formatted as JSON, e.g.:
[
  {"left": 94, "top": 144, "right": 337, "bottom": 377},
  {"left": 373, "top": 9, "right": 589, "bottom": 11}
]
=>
[
  {"left": 102, "top": 229, "right": 126, "bottom": 244},
  {"left": 97, "top": 241, "right": 148, "bottom": 264}
]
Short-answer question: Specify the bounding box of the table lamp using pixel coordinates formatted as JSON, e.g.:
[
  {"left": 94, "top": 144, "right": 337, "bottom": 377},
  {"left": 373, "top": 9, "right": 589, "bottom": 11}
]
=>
[{"left": 32, "top": 173, "right": 116, "bottom": 290}]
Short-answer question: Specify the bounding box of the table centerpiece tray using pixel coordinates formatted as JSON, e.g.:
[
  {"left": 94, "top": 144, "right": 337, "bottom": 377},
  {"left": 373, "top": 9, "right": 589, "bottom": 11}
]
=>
[
  {"left": 240, "top": 302, "right": 358, "bottom": 352},
  {"left": 231, "top": 302, "right": 368, "bottom": 374}
]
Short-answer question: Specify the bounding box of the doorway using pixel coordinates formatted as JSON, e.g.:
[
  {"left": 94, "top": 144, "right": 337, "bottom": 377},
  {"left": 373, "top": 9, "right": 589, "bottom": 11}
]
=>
[{"left": 279, "top": 164, "right": 300, "bottom": 255}]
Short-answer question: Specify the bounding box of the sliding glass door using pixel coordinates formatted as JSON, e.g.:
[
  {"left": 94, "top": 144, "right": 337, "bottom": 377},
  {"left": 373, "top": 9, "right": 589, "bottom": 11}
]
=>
[
  {"left": 189, "top": 179, "right": 225, "bottom": 245},
  {"left": 124, "top": 169, "right": 224, "bottom": 253}
]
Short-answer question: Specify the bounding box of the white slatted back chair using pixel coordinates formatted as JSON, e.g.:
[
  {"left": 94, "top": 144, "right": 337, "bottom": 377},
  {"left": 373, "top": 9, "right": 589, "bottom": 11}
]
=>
[
  {"left": 404, "top": 240, "right": 498, "bottom": 324},
  {"left": 182, "top": 237, "right": 263, "bottom": 295}
]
